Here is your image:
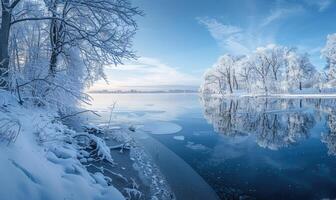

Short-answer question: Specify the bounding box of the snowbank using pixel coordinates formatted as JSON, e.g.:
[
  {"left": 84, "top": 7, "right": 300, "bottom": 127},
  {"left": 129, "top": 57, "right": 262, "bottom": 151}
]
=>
[{"left": 0, "top": 91, "right": 125, "bottom": 200}]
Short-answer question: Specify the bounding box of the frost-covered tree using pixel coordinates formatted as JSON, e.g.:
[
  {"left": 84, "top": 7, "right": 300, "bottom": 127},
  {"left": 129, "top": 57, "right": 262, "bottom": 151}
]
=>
[
  {"left": 200, "top": 54, "right": 244, "bottom": 94},
  {"left": 200, "top": 44, "right": 320, "bottom": 95},
  {"left": 249, "top": 44, "right": 288, "bottom": 93},
  {"left": 34, "top": 0, "right": 142, "bottom": 80},
  {"left": 286, "top": 52, "right": 315, "bottom": 91},
  {"left": 1, "top": 0, "right": 142, "bottom": 111},
  {"left": 0, "top": 0, "right": 23, "bottom": 88},
  {"left": 235, "top": 56, "right": 253, "bottom": 92},
  {"left": 321, "top": 33, "right": 336, "bottom": 84}
]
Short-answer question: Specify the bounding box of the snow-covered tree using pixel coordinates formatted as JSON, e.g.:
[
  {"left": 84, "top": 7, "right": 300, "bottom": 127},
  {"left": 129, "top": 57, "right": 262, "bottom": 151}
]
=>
[
  {"left": 286, "top": 52, "right": 316, "bottom": 91},
  {"left": 235, "top": 56, "right": 253, "bottom": 92},
  {"left": 200, "top": 54, "right": 244, "bottom": 94},
  {"left": 321, "top": 33, "right": 336, "bottom": 84},
  {"left": 0, "top": 0, "right": 24, "bottom": 88},
  {"left": 0, "top": 0, "right": 142, "bottom": 111},
  {"left": 35, "top": 0, "right": 142, "bottom": 80},
  {"left": 249, "top": 44, "right": 288, "bottom": 93},
  {"left": 200, "top": 44, "right": 320, "bottom": 95}
]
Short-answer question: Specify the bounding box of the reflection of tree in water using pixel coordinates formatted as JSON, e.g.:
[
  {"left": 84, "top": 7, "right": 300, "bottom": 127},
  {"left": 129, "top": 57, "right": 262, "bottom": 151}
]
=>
[
  {"left": 256, "top": 111, "right": 315, "bottom": 150},
  {"left": 200, "top": 96, "right": 316, "bottom": 150},
  {"left": 320, "top": 99, "right": 336, "bottom": 155},
  {"left": 322, "top": 113, "right": 336, "bottom": 155}
]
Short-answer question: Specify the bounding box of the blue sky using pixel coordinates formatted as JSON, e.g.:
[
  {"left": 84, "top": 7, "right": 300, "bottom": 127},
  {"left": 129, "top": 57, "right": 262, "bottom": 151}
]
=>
[{"left": 92, "top": 0, "right": 336, "bottom": 90}]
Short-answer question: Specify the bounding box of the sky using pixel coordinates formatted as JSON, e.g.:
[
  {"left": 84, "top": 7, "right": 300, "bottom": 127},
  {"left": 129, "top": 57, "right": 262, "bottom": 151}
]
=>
[{"left": 91, "top": 0, "right": 336, "bottom": 91}]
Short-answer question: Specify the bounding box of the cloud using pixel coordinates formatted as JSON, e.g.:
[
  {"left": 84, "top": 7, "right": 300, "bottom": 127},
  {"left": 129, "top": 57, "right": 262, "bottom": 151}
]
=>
[
  {"left": 90, "top": 57, "right": 200, "bottom": 90},
  {"left": 304, "top": 0, "right": 334, "bottom": 12},
  {"left": 197, "top": 17, "right": 252, "bottom": 54},
  {"left": 197, "top": 17, "right": 274, "bottom": 55},
  {"left": 197, "top": 17, "right": 242, "bottom": 40},
  {"left": 197, "top": 3, "right": 306, "bottom": 55},
  {"left": 261, "top": 5, "right": 304, "bottom": 27}
]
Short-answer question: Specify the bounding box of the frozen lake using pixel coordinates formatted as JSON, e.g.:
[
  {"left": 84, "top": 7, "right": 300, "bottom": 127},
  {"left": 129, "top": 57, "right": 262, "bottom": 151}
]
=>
[{"left": 87, "top": 93, "right": 336, "bottom": 199}]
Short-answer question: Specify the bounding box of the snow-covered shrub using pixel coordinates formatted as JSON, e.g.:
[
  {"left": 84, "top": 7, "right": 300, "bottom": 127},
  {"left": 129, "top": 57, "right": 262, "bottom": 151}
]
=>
[{"left": 73, "top": 132, "right": 114, "bottom": 164}]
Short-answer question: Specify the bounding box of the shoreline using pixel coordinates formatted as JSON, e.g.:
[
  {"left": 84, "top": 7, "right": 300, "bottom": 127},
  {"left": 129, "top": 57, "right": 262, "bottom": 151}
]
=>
[
  {"left": 204, "top": 93, "right": 336, "bottom": 99},
  {"left": 75, "top": 119, "right": 219, "bottom": 200},
  {"left": 67, "top": 119, "right": 175, "bottom": 200}
]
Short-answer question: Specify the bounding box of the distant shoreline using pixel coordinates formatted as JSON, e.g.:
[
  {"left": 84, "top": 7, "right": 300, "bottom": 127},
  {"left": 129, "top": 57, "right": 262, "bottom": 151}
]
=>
[
  {"left": 88, "top": 89, "right": 199, "bottom": 94},
  {"left": 202, "top": 93, "right": 336, "bottom": 99}
]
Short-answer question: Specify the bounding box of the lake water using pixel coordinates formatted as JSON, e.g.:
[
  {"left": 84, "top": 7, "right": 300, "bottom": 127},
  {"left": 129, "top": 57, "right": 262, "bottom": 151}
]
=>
[{"left": 88, "top": 93, "right": 336, "bottom": 200}]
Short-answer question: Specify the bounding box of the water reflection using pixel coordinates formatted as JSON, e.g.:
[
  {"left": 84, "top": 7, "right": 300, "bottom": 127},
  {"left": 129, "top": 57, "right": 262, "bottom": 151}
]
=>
[
  {"left": 201, "top": 96, "right": 336, "bottom": 152},
  {"left": 321, "top": 101, "right": 336, "bottom": 156}
]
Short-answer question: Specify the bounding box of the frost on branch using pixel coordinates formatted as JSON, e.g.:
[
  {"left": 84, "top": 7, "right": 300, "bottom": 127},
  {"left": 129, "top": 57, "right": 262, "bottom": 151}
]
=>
[{"left": 73, "top": 132, "right": 114, "bottom": 164}]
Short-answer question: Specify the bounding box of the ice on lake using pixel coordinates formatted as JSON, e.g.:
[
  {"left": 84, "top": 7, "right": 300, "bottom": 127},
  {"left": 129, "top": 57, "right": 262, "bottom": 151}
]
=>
[{"left": 139, "top": 121, "right": 182, "bottom": 135}]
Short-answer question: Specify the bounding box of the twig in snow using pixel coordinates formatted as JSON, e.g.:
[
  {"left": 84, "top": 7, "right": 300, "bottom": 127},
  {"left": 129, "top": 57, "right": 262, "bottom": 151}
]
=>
[
  {"left": 106, "top": 102, "right": 116, "bottom": 130},
  {"left": 0, "top": 118, "right": 21, "bottom": 145},
  {"left": 57, "top": 109, "right": 101, "bottom": 121}
]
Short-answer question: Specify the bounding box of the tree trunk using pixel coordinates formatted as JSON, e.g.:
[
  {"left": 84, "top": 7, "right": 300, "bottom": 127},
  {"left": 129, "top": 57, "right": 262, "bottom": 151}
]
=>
[
  {"left": 234, "top": 75, "right": 238, "bottom": 90},
  {"left": 228, "top": 78, "right": 233, "bottom": 94},
  {"left": 48, "top": 0, "right": 60, "bottom": 76},
  {"left": 299, "top": 82, "right": 302, "bottom": 90},
  {"left": 273, "top": 71, "right": 277, "bottom": 81},
  {"left": 263, "top": 77, "right": 268, "bottom": 94},
  {"left": 49, "top": 49, "right": 57, "bottom": 75},
  {"left": 0, "top": 0, "right": 11, "bottom": 89},
  {"left": 49, "top": 17, "right": 58, "bottom": 76},
  {"left": 300, "top": 99, "right": 302, "bottom": 108},
  {"left": 227, "top": 70, "right": 233, "bottom": 94}
]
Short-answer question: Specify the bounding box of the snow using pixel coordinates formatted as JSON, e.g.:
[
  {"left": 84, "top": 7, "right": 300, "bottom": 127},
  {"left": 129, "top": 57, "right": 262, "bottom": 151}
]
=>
[
  {"left": 0, "top": 92, "right": 125, "bottom": 200},
  {"left": 139, "top": 121, "right": 182, "bottom": 135},
  {"left": 73, "top": 132, "right": 114, "bottom": 163}
]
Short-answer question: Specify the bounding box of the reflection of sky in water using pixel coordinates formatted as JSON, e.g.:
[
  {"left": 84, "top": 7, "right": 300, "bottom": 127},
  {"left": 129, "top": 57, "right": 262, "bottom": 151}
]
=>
[
  {"left": 85, "top": 93, "right": 200, "bottom": 123},
  {"left": 87, "top": 93, "right": 336, "bottom": 200}
]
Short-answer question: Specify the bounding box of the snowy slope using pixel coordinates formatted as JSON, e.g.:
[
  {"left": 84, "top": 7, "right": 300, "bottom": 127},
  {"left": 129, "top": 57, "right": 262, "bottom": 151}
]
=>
[{"left": 0, "top": 91, "right": 125, "bottom": 200}]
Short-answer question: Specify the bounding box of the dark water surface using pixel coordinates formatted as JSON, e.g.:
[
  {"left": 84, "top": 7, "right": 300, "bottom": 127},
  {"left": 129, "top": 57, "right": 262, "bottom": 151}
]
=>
[{"left": 87, "top": 93, "right": 336, "bottom": 200}]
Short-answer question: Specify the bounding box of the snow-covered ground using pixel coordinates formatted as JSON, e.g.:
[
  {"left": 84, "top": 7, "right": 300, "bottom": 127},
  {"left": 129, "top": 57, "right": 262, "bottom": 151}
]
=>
[
  {"left": 0, "top": 91, "right": 176, "bottom": 200},
  {"left": 0, "top": 91, "right": 126, "bottom": 200}
]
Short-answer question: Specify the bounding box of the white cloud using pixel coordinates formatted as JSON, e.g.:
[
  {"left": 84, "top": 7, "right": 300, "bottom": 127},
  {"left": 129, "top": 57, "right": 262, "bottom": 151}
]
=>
[
  {"left": 304, "top": 0, "right": 334, "bottom": 12},
  {"left": 197, "top": 17, "right": 273, "bottom": 55},
  {"left": 197, "top": 17, "right": 242, "bottom": 40},
  {"left": 197, "top": 2, "right": 306, "bottom": 55},
  {"left": 89, "top": 57, "right": 200, "bottom": 90},
  {"left": 261, "top": 6, "right": 304, "bottom": 27},
  {"left": 197, "top": 17, "right": 251, "bottom": 54}
]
